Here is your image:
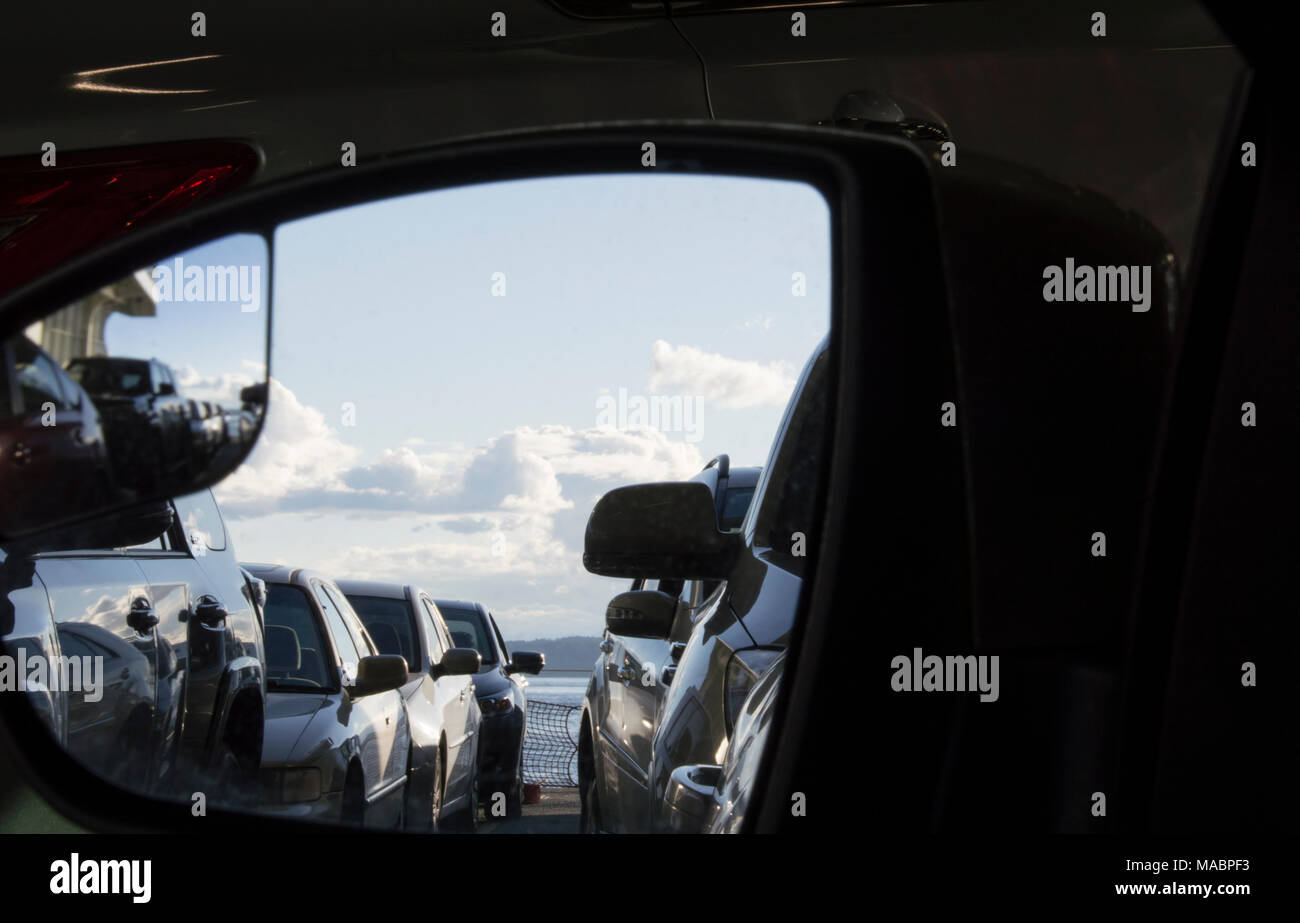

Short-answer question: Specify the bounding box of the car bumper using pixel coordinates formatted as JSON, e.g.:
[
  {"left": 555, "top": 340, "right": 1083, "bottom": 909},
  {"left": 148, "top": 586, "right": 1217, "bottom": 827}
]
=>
[{"left": 476, "top": 706, "right": 525, "bottom": 794}]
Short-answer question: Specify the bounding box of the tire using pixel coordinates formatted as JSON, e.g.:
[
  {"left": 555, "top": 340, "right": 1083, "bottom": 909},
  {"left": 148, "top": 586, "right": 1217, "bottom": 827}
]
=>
[
  {"left": 447, "top": 748, "right": 479, "bottom": 832},
  {"left": 505, "top": 743, "right": 524, "bottom": 819},
  {"left": 579, "top": 735, "right": 602, "bottom": 834},
  {"left": 341, "top": 766, "right": 366, "bottom": 828},
  {"left": 404, "top": 747, "right": 441, "bottom": 834}
]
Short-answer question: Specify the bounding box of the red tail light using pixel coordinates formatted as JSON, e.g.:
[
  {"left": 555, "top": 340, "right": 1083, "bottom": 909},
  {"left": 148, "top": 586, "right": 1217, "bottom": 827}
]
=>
[{"left": 0, "top": 140, "right": 260, "bottom": 297}]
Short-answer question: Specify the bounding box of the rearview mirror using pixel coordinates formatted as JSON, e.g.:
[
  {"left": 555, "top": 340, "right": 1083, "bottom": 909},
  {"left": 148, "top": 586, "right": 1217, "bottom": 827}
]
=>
[
  {"left": 436, "top": 647, "right": 482, "bottom": 677},
  {"left": 584, "top": 482, "right": 739, "bottom": 579},
  {"left": 506, "top": 651, "right": 545, "bottom": 675},
  {"left": 605, "top": 590, "right": 679, "bottom": 640},
  {"left": 351, "top": 654, "right": 408, "bottom": 696},
  {"left": 0, "top": 232, "right": 269, "bottom": 545}
]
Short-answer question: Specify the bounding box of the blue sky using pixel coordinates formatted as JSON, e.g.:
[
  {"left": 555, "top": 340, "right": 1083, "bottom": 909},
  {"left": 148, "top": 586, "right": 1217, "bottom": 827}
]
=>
[{"left": 120, "top": 174, "right": 830, "bottom": 639}]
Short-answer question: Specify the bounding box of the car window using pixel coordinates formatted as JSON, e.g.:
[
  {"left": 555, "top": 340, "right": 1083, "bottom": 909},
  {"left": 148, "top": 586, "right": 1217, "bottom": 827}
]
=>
[
  {"left": 328, "top": 586, "right": 378, "bottom": 658},
  {"left": 173, "top": 489, "right": 227, "bottom": 552},
  {"left": 437, "top": 604, "right": 495, "bottom": 666},
  {"left": 752, "top": 350, "right": 828, "bottom": 578},
  {"left": 263, "top": 583, "right": 335, "bottom": 690},
  {"left": 347, "top": 594, "right": 418, "bottom": 666},
  {"left": 313, "top": 581, "right": 360, "bottom": 677},
  {"left": 418, "top": 599, "right": 447, "bottom": 660},
  {"left": 0, "top": 347, "right": 14, "bottom": 420},
  {"left": 719, "top": 485, "right": 756, "bottom": 532}
]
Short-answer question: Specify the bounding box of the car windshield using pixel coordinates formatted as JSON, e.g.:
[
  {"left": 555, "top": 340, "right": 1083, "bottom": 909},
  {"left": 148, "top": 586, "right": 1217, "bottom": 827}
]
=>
[
  {"left": 719, "top": 485, "right": 756, "bottom": 532},
  {"left": 437, "top": 605, "right": 496, "bottom": 666},
  {"left": 66, "top": 359, "right": 150, "bottom": 397},
  {"left": 263, "top": 583, "right": 334, "bottom": 691},
  {"left": 346, "top": 594, "right": 418, "bottom": 668}
]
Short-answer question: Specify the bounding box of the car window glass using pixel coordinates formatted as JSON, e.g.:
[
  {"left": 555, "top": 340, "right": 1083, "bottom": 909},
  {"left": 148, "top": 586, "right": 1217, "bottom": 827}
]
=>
[
  {"left": 174, "top": 489, "right": 227, "bottom": 552},
  {"left": 330, "top": 587, "right": 379, "bottom": 658},
  {"left": 418, "top": 599, "right": 446, "bottom": 660},
  {"left": 753, "top": 350, "right": 828, "bottom": 577},
  {"left": 347, "top": 594, "right": 417, "bottom": 665},
  {"left": 263, "top": 583, "right": 334, "bottom": 690},
  {"left": 314, "top": 582, "right": 359, "bottom": 677},
  {"left": 0, "top": 352, "right": 13, "bottom": 421},
  {"left": 437, "top": 604, "right": 495, "bottom": 665}
]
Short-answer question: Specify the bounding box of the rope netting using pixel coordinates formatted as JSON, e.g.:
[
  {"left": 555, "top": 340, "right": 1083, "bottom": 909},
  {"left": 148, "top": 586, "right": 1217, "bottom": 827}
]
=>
[{"left": 522, "top": 699, "right": 581, "bottom": 787}]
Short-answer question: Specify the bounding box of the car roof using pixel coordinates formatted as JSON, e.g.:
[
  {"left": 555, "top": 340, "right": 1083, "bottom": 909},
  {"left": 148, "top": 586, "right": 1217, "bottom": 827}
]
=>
[
  {"left": 334, "top": 578, "right": 411, "bottom": 601},
  {"left": 240, "top": 562, "right": 334, "bottom": 588},
  {"left": 432, "top": 599, "right": 485, "bottom": 616}
]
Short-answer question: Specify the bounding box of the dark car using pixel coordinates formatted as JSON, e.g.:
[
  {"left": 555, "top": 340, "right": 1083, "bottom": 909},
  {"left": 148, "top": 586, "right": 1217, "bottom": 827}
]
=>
[
  {"left": 581, "top": 342, "right": 827, "bottom": 833},
  {"left": 246, "top": 565, "right": 413, "bottom": 829},
  {"left": 579, "top": 455, "right": 760, "bottom": 833},
  {"left": 663, "top": 650, "right": 785, "bottom": 834},
  {"left": 337, "top": 580, "right": 483, "bottom": 831},
  {"left": 65, "top": 355, "right": 192, "bottom": 488},
  {"left": 434, "top": 600, "right": 543, "bottom": 818},
  {"left": 0, "top": 334, "right": 113, "bottom": 535},
  {"left": 0, "top": 488, "right": 266, "bottom": 807}
]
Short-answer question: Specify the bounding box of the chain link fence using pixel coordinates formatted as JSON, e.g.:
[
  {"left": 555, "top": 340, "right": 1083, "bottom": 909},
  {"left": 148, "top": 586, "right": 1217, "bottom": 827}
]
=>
[{"left": 522, "top": 699, "right": 581, "bottom": 787}]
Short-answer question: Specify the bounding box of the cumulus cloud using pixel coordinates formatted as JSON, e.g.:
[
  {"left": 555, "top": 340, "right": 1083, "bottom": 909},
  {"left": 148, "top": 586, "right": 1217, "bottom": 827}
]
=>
[
  {"left": 648, "top": 339, "right": 796, "bottom": 410},
  {"left": 216, "top": 380, "right": 703, "bottom": 520}
]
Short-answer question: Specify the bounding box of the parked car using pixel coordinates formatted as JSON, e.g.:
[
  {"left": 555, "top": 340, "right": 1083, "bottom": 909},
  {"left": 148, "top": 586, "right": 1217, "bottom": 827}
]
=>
[
  {"left": 246, "top": 564, "right": 413, "bottom": 829},
  {"left": 64, "top": 355, "right": 192, "bottom": 488},
  {"left": 0, "top": 488, "right": 266, "bottom": 808},
  {"left": 0, "top": 334, "right": 114, "bottom": 535},
  {"left": 579, "top": 455, "right": 760, "bottom": 833},
  {"left": 580, "top": 345, "right": 827, "bottom": 833},
  {"left": 433, "top": 599, "right": 543, "bottom": 818},
  {"left": 337, "top": 580, "right": 483, "bottom": 831}
]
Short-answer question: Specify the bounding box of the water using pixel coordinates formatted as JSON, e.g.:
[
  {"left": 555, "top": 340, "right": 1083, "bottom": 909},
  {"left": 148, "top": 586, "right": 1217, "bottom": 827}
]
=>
[{"left": 522, "top": 671, "right": 589, "bottom": 709}]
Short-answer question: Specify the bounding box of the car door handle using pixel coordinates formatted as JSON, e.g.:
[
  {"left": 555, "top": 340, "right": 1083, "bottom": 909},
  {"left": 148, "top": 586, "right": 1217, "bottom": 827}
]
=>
[
  {"left": 127, "top": 597, "right": 159, "bottom": 632},
  {"left": 194, "top": 594, "right": 227, "bottom": 627}
]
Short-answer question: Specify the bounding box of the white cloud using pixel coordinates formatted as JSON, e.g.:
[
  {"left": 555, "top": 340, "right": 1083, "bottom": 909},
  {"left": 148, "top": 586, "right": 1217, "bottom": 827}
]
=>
[{"left": 648, "top": 339, "right": 796, "bottom": 410}]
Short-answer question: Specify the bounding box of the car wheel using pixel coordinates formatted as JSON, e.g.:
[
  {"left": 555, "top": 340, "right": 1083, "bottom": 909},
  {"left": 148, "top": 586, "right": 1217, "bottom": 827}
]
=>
[
  {"left": 505, "top": 744, "right": 524, "bottom": 819},
  {"left": 341, "top": 766, "right": 366, "bottom": 828},
  {"left": 406, "top": 747, "right": 441, "bottom": 833},
  {"left": 579, "top": 736, "right": 602, "bottom": 834},
  {"left": 448, "top": 748, "right": 479, "bottom": 832}
]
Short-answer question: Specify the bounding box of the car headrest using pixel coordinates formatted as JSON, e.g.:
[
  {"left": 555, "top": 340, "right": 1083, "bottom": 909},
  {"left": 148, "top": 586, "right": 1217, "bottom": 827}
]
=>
[{"left": 266, "top": 625, "right": 301, "bottom": 671}]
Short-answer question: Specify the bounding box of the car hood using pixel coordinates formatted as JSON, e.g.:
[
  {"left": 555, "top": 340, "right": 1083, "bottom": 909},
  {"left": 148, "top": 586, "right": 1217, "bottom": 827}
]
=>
[
  {"left": 473, "top": 667, "right": 512, "bottom": 697},
  {"left": 263, "top": 692, "right": 331, "bottom": 764}
]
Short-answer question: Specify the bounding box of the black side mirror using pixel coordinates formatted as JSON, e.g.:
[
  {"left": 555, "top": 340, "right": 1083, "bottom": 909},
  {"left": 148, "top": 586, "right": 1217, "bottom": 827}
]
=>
[
  {"left": 157, "top": 382, "right": 176, "bottom": 396},
  {"left": 605, "top": 590, "right": 678, "bottom": 640},
  {"left": 435, "top": 647, "right": 481, "bottom": 677},
  {"left": 584, "top": 481, "right": 739, "bottom": 579},
  {"left": 351, "top": 654, "right": 408, "bottom": 696},
  {"left": 507, "top": 651, "right": 545, "bottom": 675}
]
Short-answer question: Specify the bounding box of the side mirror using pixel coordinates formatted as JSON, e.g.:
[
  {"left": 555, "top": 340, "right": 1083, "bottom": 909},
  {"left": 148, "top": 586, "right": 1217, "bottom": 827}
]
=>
[
  {"left": 506, "top": 651, "right": 545, "bottom": 675},
  {"left": 664, "top": 764, "right": 723, "bottom": 833},
  {"left": 584, "top": 482, "right": 739, "bottom": 579},
  {"left": 351, "top": 654, "right": 408, "bottom": 696},
  {"left": 157, "top": 382, "right": 176, "bottom": 396},
  {"left": 605, "top": 590, "right": 678, "bottom": 640},
  {"left": 435, "top": 647, "right": 481, "bottom": 677}
]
